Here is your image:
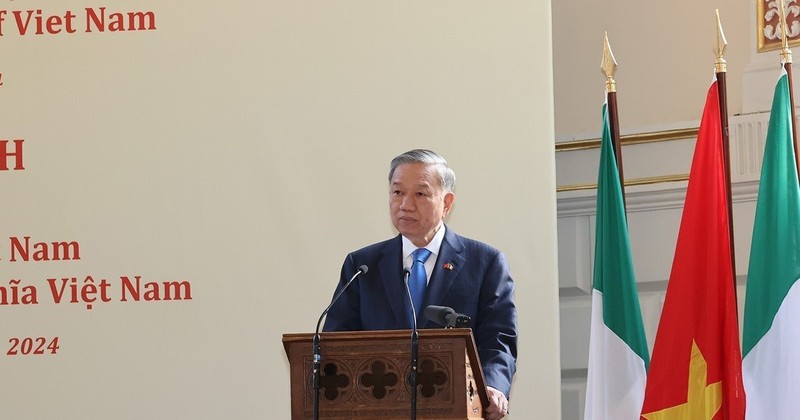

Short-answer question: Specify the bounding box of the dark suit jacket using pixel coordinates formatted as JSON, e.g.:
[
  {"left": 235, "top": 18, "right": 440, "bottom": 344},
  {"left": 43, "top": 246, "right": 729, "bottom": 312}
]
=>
[{"left": 323, "top": 227, "right": 518, "bottom": 397}]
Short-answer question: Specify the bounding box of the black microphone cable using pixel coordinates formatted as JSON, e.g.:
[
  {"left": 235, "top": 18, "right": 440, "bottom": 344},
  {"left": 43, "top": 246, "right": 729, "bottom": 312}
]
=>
[
  {"left": 402, "top": 267, "right": 419, "bottom": 420},
  {"left": 312, "top": 264, "right": 368, "bottom": 420}
]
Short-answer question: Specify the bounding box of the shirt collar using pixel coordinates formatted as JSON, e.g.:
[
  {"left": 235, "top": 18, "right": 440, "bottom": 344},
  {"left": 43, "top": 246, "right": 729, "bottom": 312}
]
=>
[{"left": 402, "top": 223, "right": 446, "bottom": 260}]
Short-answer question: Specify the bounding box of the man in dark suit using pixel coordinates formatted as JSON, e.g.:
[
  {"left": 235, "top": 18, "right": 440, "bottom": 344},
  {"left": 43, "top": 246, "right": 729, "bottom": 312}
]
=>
[{"left": 323, "top": 149, "right": 517, "bottom": 420}]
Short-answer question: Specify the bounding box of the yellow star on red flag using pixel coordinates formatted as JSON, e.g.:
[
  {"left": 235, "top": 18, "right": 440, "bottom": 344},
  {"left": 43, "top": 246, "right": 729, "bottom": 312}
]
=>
[{"left": 641, "top": 341, "right": 722, "bottom": 420}]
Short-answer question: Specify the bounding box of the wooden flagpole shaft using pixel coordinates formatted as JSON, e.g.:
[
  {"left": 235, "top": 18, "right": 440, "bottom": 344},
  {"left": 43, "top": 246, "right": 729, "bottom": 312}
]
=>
[
  {"left": 601, "top": 32, "right": 626, "bottom": 207},
  {"left": 715, "top": 9, "right": 738, "bottom": 299},
  {"left": 784, "top": 62, "right": 800, "bottom": 178},
  {"left": 607, "top": 91, "right": 626, "bottom": 206},
  {"left": 716, "top": 71, "right": 738, "bottom": 286},
  {"left": 778, "top": 0, "right": 800, "bottom": 181}
]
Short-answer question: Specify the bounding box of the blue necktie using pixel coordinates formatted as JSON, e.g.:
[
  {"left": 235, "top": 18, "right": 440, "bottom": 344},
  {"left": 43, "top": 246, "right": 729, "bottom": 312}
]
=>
[{"left": 408, "top": 248, "right": 432, "bottom": 325}]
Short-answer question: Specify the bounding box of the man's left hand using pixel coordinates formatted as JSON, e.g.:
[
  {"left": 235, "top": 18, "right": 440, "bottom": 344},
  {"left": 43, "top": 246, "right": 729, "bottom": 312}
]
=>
[{"left": 485, "top": 386, "right": 508, "bottom": 420}]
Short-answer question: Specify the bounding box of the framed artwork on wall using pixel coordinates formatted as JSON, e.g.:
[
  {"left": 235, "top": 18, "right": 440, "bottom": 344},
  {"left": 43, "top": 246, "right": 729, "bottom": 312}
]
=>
[{"left": 758, "top": 0, "right": 800, "bottom": 52}]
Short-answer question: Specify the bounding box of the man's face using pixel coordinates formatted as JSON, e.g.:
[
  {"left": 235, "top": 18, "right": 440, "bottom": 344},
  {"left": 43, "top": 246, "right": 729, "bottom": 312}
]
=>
[{"left": 389, "top": 163, "right": 455, "bottom": 247}]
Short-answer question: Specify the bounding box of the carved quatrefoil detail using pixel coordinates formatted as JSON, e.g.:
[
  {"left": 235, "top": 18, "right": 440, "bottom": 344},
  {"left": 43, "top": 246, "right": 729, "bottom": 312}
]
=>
[
  {"left": 320, "top": 362, "right": 349, "bottom": 400},
  {"left": 360, "top": 360, "right": 399, "bottom": 399}
]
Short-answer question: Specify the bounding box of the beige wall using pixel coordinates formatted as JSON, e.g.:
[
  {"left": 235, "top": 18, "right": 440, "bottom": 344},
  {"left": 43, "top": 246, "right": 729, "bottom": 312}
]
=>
[
  {"left": 553, "top": 0, "right": 751, "bottom": 139},
  {"left": 2, "top": 0, "right": 560, "bottom": 418}
]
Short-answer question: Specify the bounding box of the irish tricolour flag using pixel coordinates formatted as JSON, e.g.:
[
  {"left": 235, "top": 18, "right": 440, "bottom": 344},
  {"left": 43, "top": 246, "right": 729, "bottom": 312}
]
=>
[
  {"left": 583, "top": 100, "right": 649, "bottom": 420},
  {"left": 742, "top": 69, "right": 800, "bottom": 419}
]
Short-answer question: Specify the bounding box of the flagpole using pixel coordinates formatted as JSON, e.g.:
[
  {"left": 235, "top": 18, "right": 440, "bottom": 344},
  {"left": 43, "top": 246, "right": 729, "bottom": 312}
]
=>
[
  {"left": 602, "top": 32, "right": 626, "bottom": 207},
  {"left": 779, "top": 0, "right": 800, "bottom": 176},
  {"left": 714, "top": 10, "right": 738, "bottom": 293}
]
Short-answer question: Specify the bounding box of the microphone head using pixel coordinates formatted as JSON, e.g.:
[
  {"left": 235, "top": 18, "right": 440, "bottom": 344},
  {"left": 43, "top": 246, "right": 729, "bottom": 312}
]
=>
[
  {"left": 358, "top": 265, "right": 369, "bottom": 275},
  {"left": 424, "top": 305, "right": 456, "bottom": 327}
]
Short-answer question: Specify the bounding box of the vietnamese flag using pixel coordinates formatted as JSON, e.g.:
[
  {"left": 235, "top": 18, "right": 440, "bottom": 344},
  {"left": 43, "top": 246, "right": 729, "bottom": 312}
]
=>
[{"left": 640, "top": 80, "right": 745, "bottom": 419}]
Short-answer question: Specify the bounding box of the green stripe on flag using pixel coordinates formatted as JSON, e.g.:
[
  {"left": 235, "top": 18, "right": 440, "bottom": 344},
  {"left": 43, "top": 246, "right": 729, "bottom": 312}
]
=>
[
  {"left": 743, "top": 72, "right": 800, "bottom": 356},
  {"left": 593, "top": 103, "right": 649, "bottom": 368}
]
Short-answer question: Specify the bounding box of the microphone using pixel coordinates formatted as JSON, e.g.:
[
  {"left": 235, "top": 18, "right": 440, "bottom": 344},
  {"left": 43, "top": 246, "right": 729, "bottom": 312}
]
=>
[
  {"left": 312, "top": 264, "right": 368, "bottom": 420},
  {"left": 424, "top": 305, "right": 472, "bottom": 328},
  {"left": 314, "top": 264, "right": 369, "bottom": 335},
  {"left": 402, "top": 268, "right": 417, "bottom": 329},
  {"left": 402, "top": 267, "right": 419, "bottom": 420}
]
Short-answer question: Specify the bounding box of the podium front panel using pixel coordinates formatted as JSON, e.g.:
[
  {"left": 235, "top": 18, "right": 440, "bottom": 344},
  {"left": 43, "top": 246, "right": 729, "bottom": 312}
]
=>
[{"left": 283, "top": 329, "right": 487, "bottom": 420}]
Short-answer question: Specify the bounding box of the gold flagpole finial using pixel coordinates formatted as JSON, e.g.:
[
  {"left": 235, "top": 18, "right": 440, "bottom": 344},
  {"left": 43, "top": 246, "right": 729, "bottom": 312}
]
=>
[
  {"left": 781, "top": 0, "right": 793, "bottom": 64},
  {"left": 715, "top": 9, "right": 728, "bottom": 73},
  {"left": 601, "top": 31, "right": 618, "bottom": 93}
]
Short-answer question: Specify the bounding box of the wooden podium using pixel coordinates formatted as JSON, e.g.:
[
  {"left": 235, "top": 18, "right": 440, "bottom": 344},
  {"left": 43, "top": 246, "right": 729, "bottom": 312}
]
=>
[{"left": 282, "top": 328, "right": 489, "bottom": 419}]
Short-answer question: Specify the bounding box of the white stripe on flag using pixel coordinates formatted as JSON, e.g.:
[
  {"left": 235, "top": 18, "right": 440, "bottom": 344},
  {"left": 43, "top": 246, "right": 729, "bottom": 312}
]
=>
[
  {"left": 743, "top": 279, "right": 800, "bottom": 419},
  {"left": 584, "top": 290, "right": 647, "bottom": 420}
]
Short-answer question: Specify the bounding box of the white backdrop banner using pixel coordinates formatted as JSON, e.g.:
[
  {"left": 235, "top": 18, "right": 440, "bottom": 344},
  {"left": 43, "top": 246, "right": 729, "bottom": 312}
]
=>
[{"left": 1, "top": 1, "right": 560, "bottom": 418}]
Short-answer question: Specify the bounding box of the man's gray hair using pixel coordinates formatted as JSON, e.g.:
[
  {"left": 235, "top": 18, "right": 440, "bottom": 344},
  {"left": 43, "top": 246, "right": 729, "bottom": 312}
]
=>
[{"left": 388, "top": 149, "right": 456, "bottom": 192}]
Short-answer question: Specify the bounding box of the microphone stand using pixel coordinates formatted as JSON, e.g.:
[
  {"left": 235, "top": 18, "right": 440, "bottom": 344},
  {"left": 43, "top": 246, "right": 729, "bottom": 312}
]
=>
[
  {"left": 312, "top": 333, "right": 322, "bottom": 420},
  {"left": 402, "top": 269, "right": 419, "bottom": 420},
  {"left": 312, "top": 266, "right": 367, "bottom": 420},
  {"left": 411, "top": 327, "right": 419, "bottom": 420}
]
